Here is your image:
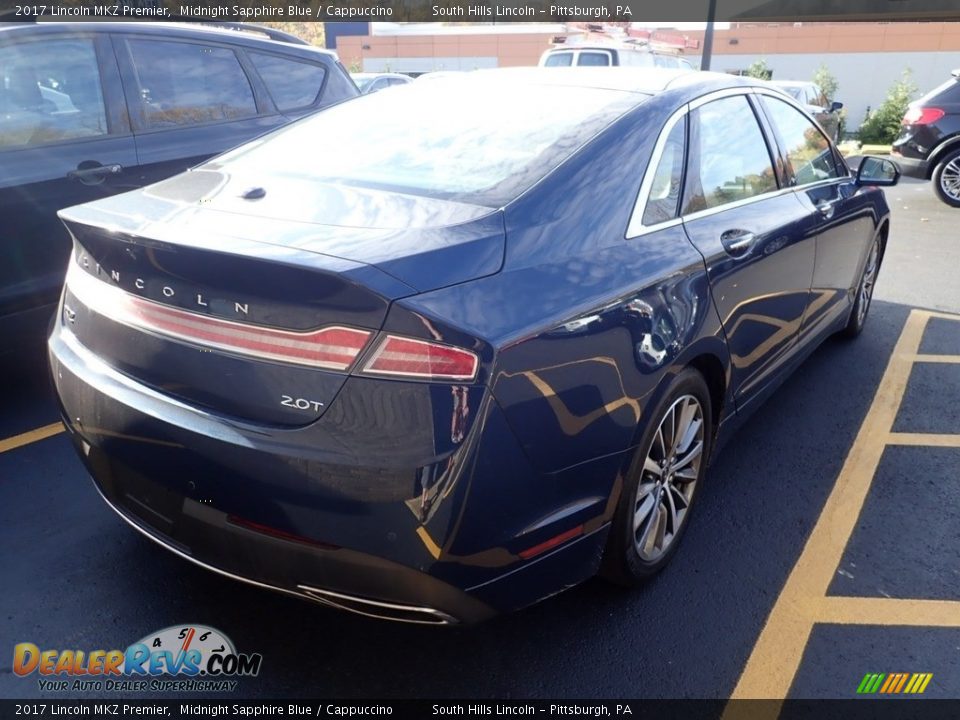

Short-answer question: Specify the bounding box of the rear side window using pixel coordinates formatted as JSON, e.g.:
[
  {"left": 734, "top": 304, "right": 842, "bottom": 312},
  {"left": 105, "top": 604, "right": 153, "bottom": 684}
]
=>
[
  {"left": 642, "top": 115, "right": 686, "bottom": 226},
  {"left": 683, "top": 95, "right": 778, "bottom": 213},
  {"left": 761, "top": 95, "right": 840, "bottom": 186},
  {"left": 127, "top": 39, "right": 257, "bottom": 129},
  {"left": 250, "top": 53, "right": 326, "bottom": 112},
  {"left": 543, "top": 52, "right": 573, "bottom": 67},
  {"left": 0, "top": 38, "right": 108, "bottom": 149},
  {"left": 578, "top": 52, "right": 612, "bottom": 67}
]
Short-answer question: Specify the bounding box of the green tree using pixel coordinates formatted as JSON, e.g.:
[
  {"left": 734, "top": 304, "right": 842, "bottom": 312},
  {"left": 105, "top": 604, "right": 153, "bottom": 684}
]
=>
[
  {"left": 812, "top": 63, "right": 839, "bottom": 104},
  {"left": 745, "top": 58, "right": 771, "bottom": 80},
  {"left": 858, "top": 69, "right": 918, "bottom": 144}
]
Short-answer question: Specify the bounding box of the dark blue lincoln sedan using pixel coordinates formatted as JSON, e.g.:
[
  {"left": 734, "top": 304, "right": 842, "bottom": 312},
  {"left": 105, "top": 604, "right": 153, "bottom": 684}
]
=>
[{"left": 48, "top": 69, "right": 899, "bottom": 624}]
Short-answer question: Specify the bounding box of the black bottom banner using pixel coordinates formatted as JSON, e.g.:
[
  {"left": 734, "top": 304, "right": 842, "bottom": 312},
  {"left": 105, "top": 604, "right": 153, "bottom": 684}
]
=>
[{"left": 3, "top": 700, "right": 960, "bottom": 720}]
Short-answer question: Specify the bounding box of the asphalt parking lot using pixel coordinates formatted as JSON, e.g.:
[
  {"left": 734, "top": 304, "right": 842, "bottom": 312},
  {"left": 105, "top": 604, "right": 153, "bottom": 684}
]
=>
[{"left": 1, "top": 177, "right": 957, "bottom": 702}]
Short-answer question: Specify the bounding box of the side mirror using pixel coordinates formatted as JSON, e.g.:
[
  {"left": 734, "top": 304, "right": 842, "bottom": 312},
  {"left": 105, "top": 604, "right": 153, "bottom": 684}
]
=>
[
  {"left": 856, "top": 156, "right": 900, "bottom": 187},
  {"left": 829, "top": 101, "right": 844, "bottom": 113}
]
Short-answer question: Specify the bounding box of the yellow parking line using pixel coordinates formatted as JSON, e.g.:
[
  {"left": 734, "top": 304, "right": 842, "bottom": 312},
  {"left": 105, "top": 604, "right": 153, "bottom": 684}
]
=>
[
  {"left": 815, "top": 596, "right": 960, "bottom": 627},
  {"left": 0, "top": 422, "right": 65, "bottom": 454},
  {"left": 887, "top": 433, "right": 960, "bottom": 447},
  {"left": 724, "top": 309, "right": 930, "bottom": 712},
  {"left": 912, "top": 354, "right": 960, "bottom": 364}
]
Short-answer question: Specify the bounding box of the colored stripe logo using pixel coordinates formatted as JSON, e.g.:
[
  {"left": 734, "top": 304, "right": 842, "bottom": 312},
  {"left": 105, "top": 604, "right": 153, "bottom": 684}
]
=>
[{"left": 857, "top": 672, "right": 933, "bottom": 694}]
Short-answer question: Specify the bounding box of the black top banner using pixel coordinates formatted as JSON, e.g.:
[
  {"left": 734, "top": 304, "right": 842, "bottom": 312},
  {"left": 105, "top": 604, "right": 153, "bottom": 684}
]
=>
[{"left": 1, "top": 0, "right": 959, "bottom": 23}]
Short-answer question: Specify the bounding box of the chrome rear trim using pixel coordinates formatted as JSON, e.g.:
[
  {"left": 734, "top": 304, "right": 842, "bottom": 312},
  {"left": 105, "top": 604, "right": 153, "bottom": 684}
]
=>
[
  {"left": 298, "top": 585, "right": 458, "bottom": 625},
  {"left": 88, "top": 473, "right": 461, "bottom": 625}
]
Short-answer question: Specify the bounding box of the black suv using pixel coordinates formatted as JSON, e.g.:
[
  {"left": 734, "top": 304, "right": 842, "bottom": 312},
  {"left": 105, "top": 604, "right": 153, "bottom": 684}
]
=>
[
  {"left": 0, "top": 21, "right": 358, "bottom": 355},
  {"left": 892, "top": 69, "right": 960, "bottom": 207}
]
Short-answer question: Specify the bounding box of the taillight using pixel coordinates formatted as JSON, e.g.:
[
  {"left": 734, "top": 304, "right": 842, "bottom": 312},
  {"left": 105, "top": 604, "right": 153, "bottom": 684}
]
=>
[
  {"left": 902, "top": 107, "right": 945, "bottom": 126},
  {"left": 361, "top": 335, "right": 478, "bottom": 382},
  {"left": 67, "top": 263, "right": 371, "bottom": 370}
]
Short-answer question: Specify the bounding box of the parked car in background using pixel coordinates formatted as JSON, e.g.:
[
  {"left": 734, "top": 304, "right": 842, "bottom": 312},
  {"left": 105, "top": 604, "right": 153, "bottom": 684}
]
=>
[
  {"left": 0, "top": 20, "right": 358, "bottom": 356},
  {"left": 50, "top": 68, "right": 898, "bottom": 624},
  {"left": 414, "top": 71, "right": 464, "bottom": 83},
  {"left": 771, "top": 80, "right": 844, "bottom": 141},
  {"left": 892, "top": 68, "right": 960, "bottom": 207},
  {"left": 539, "top": 42, "right": 694, "bottom": 70},
  {"left": 352, "top": 72, "right": 412, "bottom": 94}
]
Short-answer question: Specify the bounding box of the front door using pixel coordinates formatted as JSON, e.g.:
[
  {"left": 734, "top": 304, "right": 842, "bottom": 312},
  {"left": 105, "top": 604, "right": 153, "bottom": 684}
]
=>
[
  {"left": 755, "top": 92, "right": 877, "bottom": 341},
  {"left": 679, "top": 93, "right": 817, "bottom": 408}
]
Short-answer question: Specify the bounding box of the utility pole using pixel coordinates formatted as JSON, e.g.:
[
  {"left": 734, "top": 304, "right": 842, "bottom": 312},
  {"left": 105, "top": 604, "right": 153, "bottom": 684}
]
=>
[{"left": 700, "top": 0, "right": 718, "bottom": 71}]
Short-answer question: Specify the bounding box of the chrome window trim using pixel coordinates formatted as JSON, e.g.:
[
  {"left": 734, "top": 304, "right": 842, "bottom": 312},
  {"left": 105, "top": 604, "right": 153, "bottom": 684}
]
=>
[
  {"left": 627, "top": 85, "right": 854, "bottom": 239},
  {"left": 627, "top": 87, "right": 760, "bottom": 238},
  {"left": 625, "top": 103, "right": 689, "bottom": 238}
]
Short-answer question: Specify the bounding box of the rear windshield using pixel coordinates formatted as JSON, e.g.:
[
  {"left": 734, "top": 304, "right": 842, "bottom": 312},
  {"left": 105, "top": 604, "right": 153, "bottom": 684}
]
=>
[
  {"left": 916, "top": 77, "right": 960, "bottom": 105},
  {"left": 212, "top": 79, "right": 642, "bottom": 206}
]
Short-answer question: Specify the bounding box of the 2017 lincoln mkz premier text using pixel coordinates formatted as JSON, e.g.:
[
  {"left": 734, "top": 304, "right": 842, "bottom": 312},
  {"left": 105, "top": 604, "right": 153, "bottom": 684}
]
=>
[{"left": 48, "top": 68, "right": 900, "bottom": 624}]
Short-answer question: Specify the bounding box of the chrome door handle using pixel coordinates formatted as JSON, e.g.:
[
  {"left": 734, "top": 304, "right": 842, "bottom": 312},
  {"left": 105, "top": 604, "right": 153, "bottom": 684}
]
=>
[
  {"left": 67, "top": 163, "right": 123, "bottom": 186},
  {"left": 720, "top": 229, "right": 756, "bottom": 255},
  {"left": 816, "top": 198, "right": 840, "bottom": 219}
]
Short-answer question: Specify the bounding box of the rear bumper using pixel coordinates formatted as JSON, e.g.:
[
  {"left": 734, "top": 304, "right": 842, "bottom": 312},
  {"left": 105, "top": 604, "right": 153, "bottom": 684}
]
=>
[
  {"left": 82, "top": 448, "right": 488, "bottom": 624},
  {"left": 49, "top": 325, "right": 608, "bottom": 623},
  {"left": 889, "top": 151, "right": 930, "bottom": 179}
]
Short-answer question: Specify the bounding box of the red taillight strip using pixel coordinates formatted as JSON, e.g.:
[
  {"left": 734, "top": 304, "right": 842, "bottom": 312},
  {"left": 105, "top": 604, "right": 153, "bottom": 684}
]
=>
[
  {"left": 361, "top": 335, "right": 479, "bottom": 382},
  {"left": 66, "top": 263, "right": 370, "bottom": 370},
  {"left": 902, "top": 107, "right": 945, "bottom": 126}
]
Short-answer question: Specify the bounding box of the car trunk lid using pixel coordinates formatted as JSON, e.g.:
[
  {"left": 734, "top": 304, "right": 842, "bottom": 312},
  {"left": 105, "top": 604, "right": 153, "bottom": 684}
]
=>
[{"left": 57, "top": 173, "right": 503, "bottom": 427}]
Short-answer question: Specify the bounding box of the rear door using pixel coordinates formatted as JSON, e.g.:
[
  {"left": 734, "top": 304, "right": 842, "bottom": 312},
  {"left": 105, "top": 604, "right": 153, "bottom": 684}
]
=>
[
  {"left": 679, "top": 92, "right": 817, "bottom": 408},
  {"left": 0, "top": 31, "right": 137, "bottom": 326},
  {"left": 756, "top": 91, "right": 876, "bottom": 340},
  {"left": 113, "top": 33, "right": 287, "bottom": 188}
]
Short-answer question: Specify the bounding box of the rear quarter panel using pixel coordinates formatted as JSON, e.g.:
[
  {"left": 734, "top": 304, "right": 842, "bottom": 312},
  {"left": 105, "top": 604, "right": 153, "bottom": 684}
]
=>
[{"left": 396, "top": 94, "right": 732, "bottom": 554}]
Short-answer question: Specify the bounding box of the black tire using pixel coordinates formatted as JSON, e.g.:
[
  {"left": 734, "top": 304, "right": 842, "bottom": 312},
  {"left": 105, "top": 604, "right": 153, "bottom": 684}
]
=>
[
  {"left": 842, "top": 234, "right": 882, "bottom": 339},
  {"left": 601, "top": 367, "right": 713, "bottom": 587},
  {"left": 931, "top": 148, "right": 960, "bottom": 208}
]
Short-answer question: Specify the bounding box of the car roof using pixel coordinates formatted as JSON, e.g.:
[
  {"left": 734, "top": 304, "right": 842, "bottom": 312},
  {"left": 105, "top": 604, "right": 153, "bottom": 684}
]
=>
[
  {"left": 0, "top": 20, "right": 336, "bottom": 56},
  {"left": 545, "top": 44, "right": 678, "bottom": 56},
  {"left": 464, "top": 67, "right": 753, "bottom": 96}
]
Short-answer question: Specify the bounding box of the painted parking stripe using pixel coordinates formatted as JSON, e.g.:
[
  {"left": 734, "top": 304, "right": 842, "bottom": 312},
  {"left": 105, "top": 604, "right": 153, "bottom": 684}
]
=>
[
  {"left": 721, "top": 308, "right": 960, "bottom": 716},
  {"left": 912, "top": 354, "right": 960, "bottom": 364},
  {"left": 0, "top": 422, "right": 64, "bottom": 454}
]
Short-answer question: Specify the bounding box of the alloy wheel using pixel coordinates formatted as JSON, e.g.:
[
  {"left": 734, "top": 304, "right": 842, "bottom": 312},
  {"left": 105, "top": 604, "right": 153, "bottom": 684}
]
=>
[
  {"left": 940, "top": 156, "right": 960, "bottom": 202},
  {"left": 633, "top": 394, "right": 704, "bottom": 562}
]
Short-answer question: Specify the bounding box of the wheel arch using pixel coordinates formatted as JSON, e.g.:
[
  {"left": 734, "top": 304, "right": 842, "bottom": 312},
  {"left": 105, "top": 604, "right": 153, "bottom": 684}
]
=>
[
  {"left": 685, "top": 352, "right": 727, "bottom": 448},
  {"left": 877, "top": 217, "right": 890, "bottom": 256},
  {"left": 927, "top": 136, "right": 960, "bottom": 178}
]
